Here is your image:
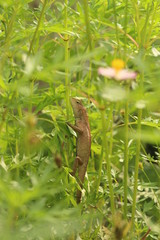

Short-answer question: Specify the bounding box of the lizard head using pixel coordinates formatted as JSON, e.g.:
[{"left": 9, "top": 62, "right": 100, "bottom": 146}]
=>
[{"left": 70, "top": 97, "right": 85, "bottom": 119}]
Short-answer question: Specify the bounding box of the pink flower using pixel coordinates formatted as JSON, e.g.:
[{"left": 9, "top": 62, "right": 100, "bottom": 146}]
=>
[{"left": 98, "top": 59, "right": 137, "bottom": 81}]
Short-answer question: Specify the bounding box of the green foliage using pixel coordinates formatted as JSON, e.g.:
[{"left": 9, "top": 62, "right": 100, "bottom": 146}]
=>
[{"left": 0, "top": 0, "right": 160, "bottom": 239}]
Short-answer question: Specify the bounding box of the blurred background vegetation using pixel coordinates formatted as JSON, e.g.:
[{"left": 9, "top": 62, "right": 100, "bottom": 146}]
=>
[{"left": 0, "top": 0, "right": 160, "bottom": 239}]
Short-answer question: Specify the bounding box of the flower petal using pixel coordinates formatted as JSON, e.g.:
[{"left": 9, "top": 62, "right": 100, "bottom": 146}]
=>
[
  {"left": 98, "top": 67, "right": 116, "bottom": 78},
  {"left": 116, "top": 70, "right": 137, "bottom": 80}
]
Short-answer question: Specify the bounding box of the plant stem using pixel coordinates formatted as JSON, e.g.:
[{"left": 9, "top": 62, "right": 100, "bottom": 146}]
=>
[
  {"left": 123, "top": 5, "right": 129, "bottom": 214},
  {"left": 64, "top": 0, "right": 70, "bottom": 168},
  {"left": 82, "top": 0, "right": 92, "bottom": 52},
  {"left": 29, "top": 79, "right": 34, "bottom": 113},
  {"left": 101, "top": 107, "right": 115, "bottom": 217},
  {"left": 131, "top": 108, "right": 142, "bottom": 231},
  {"left": 123, "top": 0, "right": 128, "bottom": 60},
  {"left": 96, "top": 103, "right": 113, "bottom": 196},
  {"left": 131, "top": 46, "right": 144, "bottom": 230},
  {"left": 112, "top": 0, "right": 120, "bottom": 55},
  {"left": 133, "top": 1, "right": 141, "bottom": 44},
  {"left": 28, "top": 0, "right": 48, "bottom": 54},
  {"left": 109, "top": 103, "right": 113, "bottom": 157},
  {"left": 0, "top": 108, "right": 8, "bottom": 133},
  {"left": 146, "top": 2, "right": 159, "bottom": 47},
  {"left": 0, "top": 7, "right": 18, "bottom": 74},
  {"left": 82, "top": 0, "right": 92, "bottom": 95},
  {"left": 16, "top": 90, "right": 23, "bottom": 119},
  {"left": 64, "top": 0, "right": 70, "bottom": 121},
  {"left": 123, "top": 85, "right": 129, "bottom": 218},
  {"left": 96, "top": 146, "right": 103, "bottom": 196}
]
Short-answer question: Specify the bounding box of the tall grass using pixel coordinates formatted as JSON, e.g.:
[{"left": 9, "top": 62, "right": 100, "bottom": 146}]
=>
[{"left": 0, "top": 0, "right": 160, "bottom": 239}]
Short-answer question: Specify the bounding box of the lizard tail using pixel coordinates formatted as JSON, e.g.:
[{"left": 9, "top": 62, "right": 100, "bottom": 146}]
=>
[{"left": 77, "top": 189, "right": 82, "bottom": 203}]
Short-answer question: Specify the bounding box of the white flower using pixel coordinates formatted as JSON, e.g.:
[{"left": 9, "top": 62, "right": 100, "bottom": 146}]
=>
[{"left": 98, "top": 59, "right": 137, "bottom": 81}]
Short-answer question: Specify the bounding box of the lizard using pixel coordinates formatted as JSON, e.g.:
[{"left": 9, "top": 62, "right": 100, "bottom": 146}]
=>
[{"left": 67, "top": 97, "right": 91, "bottom": 203}]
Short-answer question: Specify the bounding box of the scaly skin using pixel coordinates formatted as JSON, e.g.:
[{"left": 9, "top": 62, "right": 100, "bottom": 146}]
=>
[{"left": 67, "top": 98, "right": 91, "bottom": 203}]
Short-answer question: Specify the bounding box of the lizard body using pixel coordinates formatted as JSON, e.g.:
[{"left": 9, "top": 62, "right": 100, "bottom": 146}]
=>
[{"left": 67, "top": 98, "right": 91, "bottom": 203}]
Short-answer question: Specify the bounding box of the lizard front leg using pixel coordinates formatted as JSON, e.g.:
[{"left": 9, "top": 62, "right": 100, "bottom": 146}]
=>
[{"left": 67, "top": 122, "right": 83, "bottom": 134}]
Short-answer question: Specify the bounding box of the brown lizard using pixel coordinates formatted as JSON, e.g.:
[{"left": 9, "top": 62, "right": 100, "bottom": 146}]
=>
[{"left": 67, "top": 97, "right": 91, "bottom": 203}]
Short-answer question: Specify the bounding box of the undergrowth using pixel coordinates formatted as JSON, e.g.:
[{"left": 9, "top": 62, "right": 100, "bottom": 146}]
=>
[{"left": 0, "top": 0, "right": 160, "bottom": 239}]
